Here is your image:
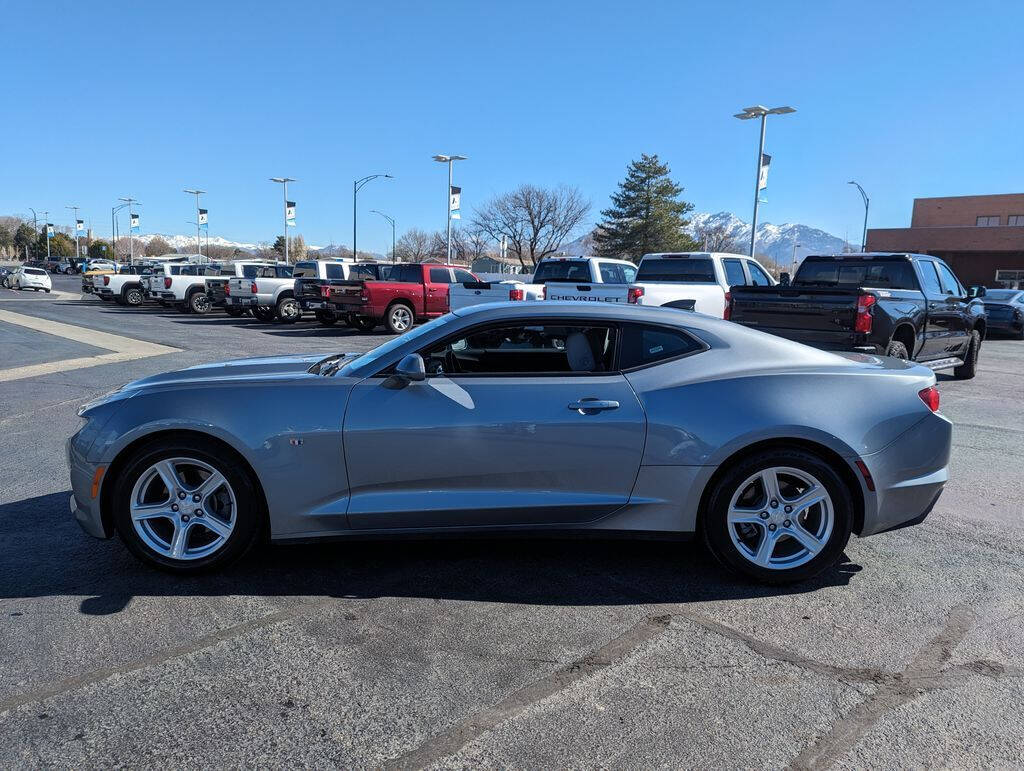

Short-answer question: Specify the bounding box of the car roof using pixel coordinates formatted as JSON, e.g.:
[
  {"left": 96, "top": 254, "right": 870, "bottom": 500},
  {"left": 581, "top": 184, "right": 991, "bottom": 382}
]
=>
[
  {"left": 451, "top": 300, "right": 733, "bottom": 331},
  {"left": 641, "top": 252, "right": 746, "bottom": 259}
]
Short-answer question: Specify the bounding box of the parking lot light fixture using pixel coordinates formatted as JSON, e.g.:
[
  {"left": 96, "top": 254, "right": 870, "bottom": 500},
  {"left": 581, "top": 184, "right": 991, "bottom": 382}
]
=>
[
  {"left": 370, "top": 209, "right": 396, "bottom": 262},
  {"left": 269, "top": 178, "right": 295, "bottom": 263},
  {"left": 118, "top": 197, "right": 141, "bottom": 265},
  {"left": 353, "top": 174, "right": 392, "bottom": 262},
  {"left": 433, "top": 154, "right": 467, "bottom": 262},
  {"left": 734, "top": 105, "right": 795, "bottom": 257},
  {"left": 183, "top": 189, "right": 206, "bottom": 258},
  {"left": 848, "top": 181, "right": 870, "bottom": 252}
]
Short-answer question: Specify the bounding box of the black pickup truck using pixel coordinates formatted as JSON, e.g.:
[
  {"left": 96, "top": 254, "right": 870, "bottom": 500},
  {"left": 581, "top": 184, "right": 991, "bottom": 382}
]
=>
[{"left": 727, "top": 253, "right": 987, "bottom": 379}]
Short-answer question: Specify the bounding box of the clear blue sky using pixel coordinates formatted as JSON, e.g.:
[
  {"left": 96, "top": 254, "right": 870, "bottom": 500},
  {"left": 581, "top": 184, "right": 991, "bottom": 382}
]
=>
[{"left": 4, "top": 0, "right": 1022, "bottom": 252}]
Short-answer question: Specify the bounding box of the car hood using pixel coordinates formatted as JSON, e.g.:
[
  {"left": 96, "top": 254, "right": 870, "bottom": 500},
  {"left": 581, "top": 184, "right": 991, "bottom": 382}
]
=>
[{"left": 122, "top": 353, "right": 346, "bottom": 391}]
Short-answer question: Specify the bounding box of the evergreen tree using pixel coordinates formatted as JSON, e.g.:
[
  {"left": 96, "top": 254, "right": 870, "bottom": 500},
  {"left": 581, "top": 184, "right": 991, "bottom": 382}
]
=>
[
  {"left": 13, "top": 223, "right": 36, "bottom": 259},
  {"left": 88, "top": 240, "right": 114, "bottom": 260},
  {"left": 594, "top": 153, "right": 698, "bottom": 261}
]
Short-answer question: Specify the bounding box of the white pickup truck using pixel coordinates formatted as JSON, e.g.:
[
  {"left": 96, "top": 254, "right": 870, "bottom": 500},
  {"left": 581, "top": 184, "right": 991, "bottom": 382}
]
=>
[
  {"left": 532, "top": 256, "right": 639, "bottom": 303},
  {"left": 225, "top": 264, "right": 299, "bottom": 322},
  {"left": 630, "top": 252, "right": 776, "bottom": 316},
  {"left": 142, "top": 262, "right": 209, "bottom": 307},
  {"left": 448, "top": 279, "right": 543, "bottom": 311},
  {"left": 154, "top": 263, "right": 224, "bottom": 313},
  {"left": 91, "top": 264, "right": 154, "bottom": 306}
]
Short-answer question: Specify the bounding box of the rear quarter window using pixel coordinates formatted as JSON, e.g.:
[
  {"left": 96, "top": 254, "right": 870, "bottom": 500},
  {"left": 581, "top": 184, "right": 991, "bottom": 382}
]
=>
[
  {"left": 618, "top": 324, "right": 703, "bottom": 369},
  {"left": 636, "top": 258, "right": 716, "bottom": 282}
]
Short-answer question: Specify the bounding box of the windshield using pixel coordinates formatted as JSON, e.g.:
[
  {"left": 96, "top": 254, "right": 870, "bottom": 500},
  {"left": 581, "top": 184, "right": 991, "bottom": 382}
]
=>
[
  {"left": 532, "top": 260, "right": 591, "bottom": 284},
  {"left": 338, "top": 314, "right": 454, "bottom": 376},
  {"left": 636, "top": 258, "right": 715, "bottom": 282},
  {"left": 985, "top": 290, "right": 1023, "bottom": 302},
  {"left": 794, "top": 259, "right": 917, "bottom": 289}
]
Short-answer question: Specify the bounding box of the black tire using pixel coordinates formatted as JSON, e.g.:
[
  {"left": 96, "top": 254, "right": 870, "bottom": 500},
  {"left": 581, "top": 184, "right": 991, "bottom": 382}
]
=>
[
  {"left": 44, "top": 288, "right": 51, "bottom": 293},
  {"left": 701, "top": 448, "right": 854, "bottom": 585},
  {"left": 225, "top": 306, "right": 244, "bottom": 318},
  {"left": 885, "top": 340, "right": 909, "bottom": 360},
  {"left": 111, "top": 437, "right": 262, "bottom": 573},
  {"left": 189, "top": 290, "right": 211, "bottom": 315},
  {"left": 252, "top": 306, "right": 276, "bottom": 322},
  {"left": 351, "top": 316, "right": 377, "bottom": 332},
  {"left": 124, "top": 286, "right": 144, "bottom": 306},
  {"left": 315, "top": 311, "right": 337, "bottom": 326},
  {"left": 953, "top": 329, "right": 980, "bottom": 379},
  {"left": 384, "top": 303, "right": 414, "bottom": 334},
  {"left": 275, "top": 295, "right": 301, "bottom": 324}
]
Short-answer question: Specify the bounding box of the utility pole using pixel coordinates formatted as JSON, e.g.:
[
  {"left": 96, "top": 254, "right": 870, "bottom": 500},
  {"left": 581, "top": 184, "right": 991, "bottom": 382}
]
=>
[
  {"left": 432, "top": 154, "right": 467, "bottom": 262},
  {"left": 734, "top": 105, "right": 795, "bottom": 257},
  {"left": 370, "top": 210, "right": 396, "bottom": 262},
  {"left": 183, "top": 189, "right": 206, "bottom": 257},
  {"left": 41, "top": 211, "right": 50, "bottom": 259},
  {"left": 353, "top": 174, "right": 392, "bottom": 262},
  {"left": 118, "top": 197, "right": 140, "bottom": 265},
  {"left": 848, "top": 181, "right": 870, "bottom": 251},
  {"left": 269, "top": 178, "right": 295, "bottom": 263}
]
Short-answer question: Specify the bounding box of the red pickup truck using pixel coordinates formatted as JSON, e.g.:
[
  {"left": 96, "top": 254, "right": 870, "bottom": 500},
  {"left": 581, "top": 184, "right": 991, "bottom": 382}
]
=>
[{"left": 323, "top": 263, "right": 477, "bottom": 333}]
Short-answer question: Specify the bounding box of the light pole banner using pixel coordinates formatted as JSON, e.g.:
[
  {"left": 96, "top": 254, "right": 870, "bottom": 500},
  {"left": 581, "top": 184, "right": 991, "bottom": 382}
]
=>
[
  {"left": 758, "top": 153, "right": 772, "bottom": 190},
  {"left": 130, "top": 214, "right": 140, "bottom": 231},
  {"left": 449, "top": 185, "right": 461, "bottom": 220},
  {"left": 76, "top": 219, "right": 84, "bottom": 232},
  {"left": 46, "top": 224, "right": 54, "bottom": 238},
  {"left": 198, "top": 208, "right": 208, "bottom": 225},
  {"left": 286, "top": 201, "right": 296, "bottom": 227}
]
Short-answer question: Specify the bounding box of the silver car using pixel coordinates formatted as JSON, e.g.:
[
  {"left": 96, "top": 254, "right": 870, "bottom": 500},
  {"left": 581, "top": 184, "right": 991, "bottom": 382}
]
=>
[{"left": 68, "top": 303, "right": 951, "bottom": 583}]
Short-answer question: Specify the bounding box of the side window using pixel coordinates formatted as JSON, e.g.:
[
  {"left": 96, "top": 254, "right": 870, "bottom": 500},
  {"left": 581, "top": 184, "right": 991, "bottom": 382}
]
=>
[
  {"left": 618, "top": 324, "right": 702, "bottom": 369},
  {"left": 722, "top": 259, "right": 747, "bottom": 287},
  {"left": 293, "top": 262, "right": 315, "bottom": 278},
  {"left": 453, "top": 269, "right": 476, "bottom": 283},
  {"left": 598, "top": 262, "right": 623, "bottom": 283},
  {"left": 747, "top": 261, "right": 772, "bottom": 286},
  {"left": 621, "top": 264, "right": 638, "bottom": 283},
  {"left": 935, "top": 263, "right": 964, "bottom": 296},
  {"left": 396, "top": 265, "right": 421, "bottom": 282},
  {"left": 420, "top": 324, "right": 616, "bottom": 376},
  {"left": 429, "top": 268, "right": 453, "bottom": 284},
  {"left": 917, "top": 261, "right": 944, "bottom": 296},
  {"left": 276, "top": 266, "right": 293, "bottom": 278},
  {"left": 326, "top": 263, "right": 346, "bottom": 279}
]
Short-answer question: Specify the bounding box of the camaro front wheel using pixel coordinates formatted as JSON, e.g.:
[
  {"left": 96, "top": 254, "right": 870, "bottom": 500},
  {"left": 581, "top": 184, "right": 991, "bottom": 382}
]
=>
[
  {"left": 112, "top": 439, "right": 262, "bottom": 573},
  {"left": 702, "top": 449, "right": 853, "bottom": 584}
]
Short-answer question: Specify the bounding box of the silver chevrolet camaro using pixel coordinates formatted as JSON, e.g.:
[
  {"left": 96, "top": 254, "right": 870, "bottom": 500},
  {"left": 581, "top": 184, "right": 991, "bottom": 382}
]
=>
[{"left": 68, "top": 302, "right": 951, "bottom": 583}]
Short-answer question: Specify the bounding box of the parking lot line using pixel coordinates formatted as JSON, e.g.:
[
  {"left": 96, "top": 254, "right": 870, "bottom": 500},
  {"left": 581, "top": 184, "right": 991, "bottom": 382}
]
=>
[{"left": 0, "top": 308, "right": 179, "bottom": 383}]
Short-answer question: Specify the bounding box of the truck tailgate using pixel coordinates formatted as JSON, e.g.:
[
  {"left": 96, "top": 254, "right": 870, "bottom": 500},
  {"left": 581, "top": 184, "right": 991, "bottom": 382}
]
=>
[
  {"left": 543, "top": 282, "right": 629, "bottom": 303},
  {"left": 729, "top": 287, "right": 860, "bottom": 333}
]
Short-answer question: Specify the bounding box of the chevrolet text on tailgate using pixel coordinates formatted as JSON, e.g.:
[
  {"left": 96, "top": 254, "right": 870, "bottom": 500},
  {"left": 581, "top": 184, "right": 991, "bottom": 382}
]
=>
[
  {"left": 534, "top": 256, "right": 638, "bottom": 303},
  {"left": 727, "top": 252, "right": 987, "bottom": 378}
]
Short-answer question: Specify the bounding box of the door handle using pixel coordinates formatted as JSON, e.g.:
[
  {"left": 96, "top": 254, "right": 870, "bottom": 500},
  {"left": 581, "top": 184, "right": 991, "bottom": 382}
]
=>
[{"left": 568, "top": 398, "right": 620, "bottom": 414}]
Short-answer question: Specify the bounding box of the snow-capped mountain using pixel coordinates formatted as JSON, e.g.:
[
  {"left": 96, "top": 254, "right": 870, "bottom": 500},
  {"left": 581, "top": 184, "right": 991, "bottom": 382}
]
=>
[
  {"left": 686, "top": 212, "right": 850, "bottom": 263},
  {"left": 557, "top": 212, "right": 849, "bottom": 263},
  {"left": 132, "top": 233, "right": 261, "bottom": 252}
]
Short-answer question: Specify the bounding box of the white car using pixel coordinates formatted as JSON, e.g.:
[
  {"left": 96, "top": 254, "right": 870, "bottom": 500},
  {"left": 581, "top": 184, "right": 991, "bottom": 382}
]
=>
[
  {"left": 9, "top": 266, "right": 52, "bottom": 292},
  {"left": 533, "top": 256, "right": 639, "bottom": 303},
  {"left": 630, "top": 252, "right": 776, "bottom": 316}
]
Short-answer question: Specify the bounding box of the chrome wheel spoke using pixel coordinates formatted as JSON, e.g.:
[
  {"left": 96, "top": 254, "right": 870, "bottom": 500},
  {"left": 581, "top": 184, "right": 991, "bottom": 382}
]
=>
[
  {"left": 753, "top": 531, "right": 779, "bottom": 566},
  {"left": 169, "top": 521, "right": 190, "bottom": 559},
  {"left": 786, "top": 522, "right": 824, "bottom": 554},
  {"left": 194, "top": 470, "right": 227, "bottom": 500},
  {"left": 786, "top": 487, "right": 826, "bottom": 514},
  {"left": 131, "top": 502, "right": 172, "bottom": 522},
  {"left": 199, "top": 516, "right": 232, "bottom": 539},
  {"left": 154, "top": 460, "right": 182, "bottom": 493},
  {"left": 760, "top": 469, "right": 781, "bottom": 505},
  {"left": 728, "top": 507, "right": 764, "bottom": 526}
]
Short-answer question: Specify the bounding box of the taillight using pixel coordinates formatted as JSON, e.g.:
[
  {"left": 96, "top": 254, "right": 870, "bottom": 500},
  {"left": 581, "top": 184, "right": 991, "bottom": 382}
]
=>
[
  {"left": 224, "top": 283, "right": 230, "bottom": 296},
  {"left": 854, "top": 293, "right": 875, "bottom": 333},
  {"left": 509, "top": 288, "right": 524, "bottom": 301},
  {"left": 164, "top": 277, "right": 172, "bottom": 289},
  {"left": 251, "top": 282, "right": 259, "bottom": 294},
  {"left": 918, "top": 386, "right": 940, "bottom": 412},
  {"left": 103, "top": 275, "right": 110, "bottom": 285},
  {"left": 723, "top": 291, "right": 732, "bottom": 320},
  {"left": 627, "top": 286, "right": 644, "bottom": 304},
  {"left": 321, "top": 285, "right": 331, "bottom": 298},
  {"left": 541, "top": 286, "right": 547, "bottom": 300}
]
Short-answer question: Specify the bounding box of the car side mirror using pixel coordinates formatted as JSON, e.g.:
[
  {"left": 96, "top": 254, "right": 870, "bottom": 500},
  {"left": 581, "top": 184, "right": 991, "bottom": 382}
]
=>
[
  {"left": 779, "top": 272, "right": 791, "bottom": 286},
  {"left": 968, "top": 285, "right": 986, "bottom": 298},
  {"left": 392, "top": 353, "right": 426, "bottom": 384}
]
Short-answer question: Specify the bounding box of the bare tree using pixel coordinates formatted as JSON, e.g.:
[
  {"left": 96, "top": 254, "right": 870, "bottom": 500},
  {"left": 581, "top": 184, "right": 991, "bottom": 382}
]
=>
[
  {"left": 464, "top": 225, "right": 492, "bottom": 262},
  {"left": 394, "top": 228, "right": 432, "bottom": 262},
  {"left": 472, "top": 184, "right": 591, "bottom": 268},
  {"left": 428, "top": 229, "right": 468, "bottom": 263},
  {"left": 691, "top": 221, "right": 743, "bottom": 253},
  {"left": 144, "top": 236, "right": 174, "bottom": 256}
]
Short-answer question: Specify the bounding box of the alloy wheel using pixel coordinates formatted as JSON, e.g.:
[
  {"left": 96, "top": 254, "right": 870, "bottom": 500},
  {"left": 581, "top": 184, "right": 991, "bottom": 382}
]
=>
[
  {"left": 725, "top": 466, "right": 834, "bottom": 570},
  {"left": 128, "top": 457, "right": 237, "bottom": 561},
  {"left": 389, "top": 305, "right": 412, "bottom": 332}
]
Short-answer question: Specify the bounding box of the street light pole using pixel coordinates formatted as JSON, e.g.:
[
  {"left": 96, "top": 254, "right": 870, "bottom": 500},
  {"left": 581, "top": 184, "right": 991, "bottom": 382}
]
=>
[
  {"left": 66, "top": 205, "right": 81, "bottom": 259},
  {"left": 40, "top": 210, "right": 50, "bottom": 259},
  {"left": 118, "top": 197, "right": 140, "bottom": 265},
  {"left": 353, "top": 174, "right": 392, "bottom": 262},
  {"left": 848, "top": 181, "right": 870, "bottom": 251},
  {"left": 733, "top": 105, "right": 795, "bottom": 257},
  {"left": 183, "top": 189, "right": 206, "bottom": 257},
  {"left": 269, "top": 178, "right": 295, "bottom": 263},
  {"left": 370, "top": 210, "right": 396, "bottom": 262},
  {"left": 432, "top": 154, "right": 467, "bottom": 262}
]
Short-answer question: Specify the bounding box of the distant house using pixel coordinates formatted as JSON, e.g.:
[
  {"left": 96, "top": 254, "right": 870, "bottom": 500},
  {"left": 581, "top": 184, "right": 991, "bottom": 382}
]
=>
[{"left": 471, "top": 256, "right": 527, "bottom": 274}]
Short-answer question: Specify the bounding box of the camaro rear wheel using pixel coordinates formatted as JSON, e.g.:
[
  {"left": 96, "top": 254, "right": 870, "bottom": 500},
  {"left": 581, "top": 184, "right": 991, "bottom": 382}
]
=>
[
  {"left": 702, "top": 449, "right": 853, "bottom": 584},
  {"left": 112, "top": 439, "right": 261, "bottom": 573}
]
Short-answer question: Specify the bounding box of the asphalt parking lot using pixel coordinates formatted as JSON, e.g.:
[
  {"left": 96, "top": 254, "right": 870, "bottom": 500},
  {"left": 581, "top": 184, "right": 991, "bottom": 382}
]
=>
[{"left": 1, "top": 274, "right": 1023, "bottom": 767}]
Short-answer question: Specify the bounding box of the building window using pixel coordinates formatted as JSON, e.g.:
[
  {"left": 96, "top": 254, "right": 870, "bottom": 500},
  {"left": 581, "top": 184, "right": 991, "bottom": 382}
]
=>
[
  {"left": 1008, "top": 215, "right": 1024, "bottom": 227},
  {"left": 976, "top": 215, "right": 1000, "bottom": 227}
]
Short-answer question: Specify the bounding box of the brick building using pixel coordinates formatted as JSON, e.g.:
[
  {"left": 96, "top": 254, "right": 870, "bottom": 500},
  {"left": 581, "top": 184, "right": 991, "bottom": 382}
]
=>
[{"left": 866, "top": 193, "right": 1024, "bottom": 288}]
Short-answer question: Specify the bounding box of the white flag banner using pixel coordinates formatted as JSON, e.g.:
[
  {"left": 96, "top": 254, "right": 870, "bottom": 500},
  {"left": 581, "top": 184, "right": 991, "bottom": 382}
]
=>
[
  {"left": 198, "top": 208, "right": 208, "bottom": 225},
  {"left": 449, "top": 185, "right": 461, "bottom": 220},
  {"left": 46, "top": 224, "right": 54, "bottom": 237},
  {"left": 76, "top": 219, "right": 84, "bottom": 232},
  {"left": 130, "top": 213, "right": 140, "bottom": 231},
  {"left": 758, "top": 153, "right": 772, "bottom": 190},
  {"left": 285, "top": 201, "right": 296, "bottom": 226}
]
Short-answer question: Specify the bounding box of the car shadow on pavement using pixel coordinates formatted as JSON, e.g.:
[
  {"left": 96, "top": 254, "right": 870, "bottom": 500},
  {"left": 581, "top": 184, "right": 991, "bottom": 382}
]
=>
[{"left": 0, "top": 492, "right": 862, "bottom": 616}]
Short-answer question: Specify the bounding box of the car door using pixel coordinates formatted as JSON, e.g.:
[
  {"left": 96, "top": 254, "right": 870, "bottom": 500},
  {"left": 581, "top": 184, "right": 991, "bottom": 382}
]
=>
[
  {"left": 342, "top": 320, "right": 646, "bottom": 530},
  {"left": 933, "top": 261, "right": 972, "bottom": 355},
  {"left": 917, "top": 259, "right": 960, "bottom": 358},
  {"left": 425, "top": 267, "right": 453, "bottom": 316}
]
